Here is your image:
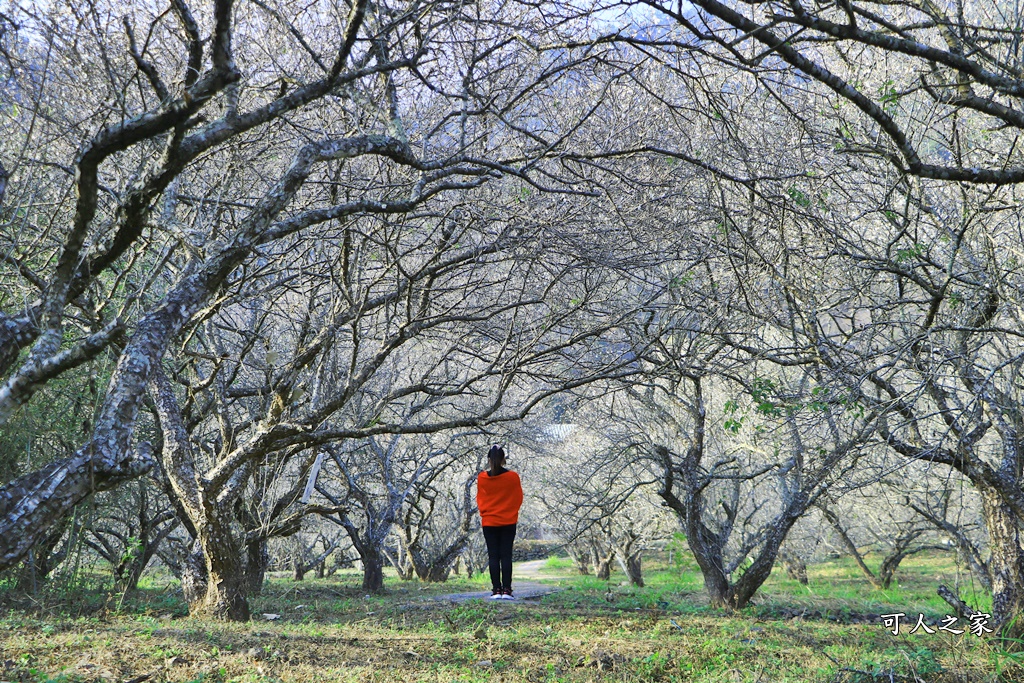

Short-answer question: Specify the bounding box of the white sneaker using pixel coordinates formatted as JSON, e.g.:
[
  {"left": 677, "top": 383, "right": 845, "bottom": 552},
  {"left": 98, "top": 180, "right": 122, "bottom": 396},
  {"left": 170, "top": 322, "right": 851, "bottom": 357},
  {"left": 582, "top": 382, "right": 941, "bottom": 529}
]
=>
[
  {"left": 489, "top": 589, "right": 503, "bottom": 600},
  {"left": 501, "top": 590, "right": 515, "bottom": 600}
]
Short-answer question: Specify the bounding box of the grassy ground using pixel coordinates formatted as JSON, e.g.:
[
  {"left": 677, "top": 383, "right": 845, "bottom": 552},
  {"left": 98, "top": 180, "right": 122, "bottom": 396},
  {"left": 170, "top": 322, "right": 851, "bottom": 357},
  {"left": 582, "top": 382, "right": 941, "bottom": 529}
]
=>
[{"left": 0, "top": 551, "right": 1019, "bottom": 682}]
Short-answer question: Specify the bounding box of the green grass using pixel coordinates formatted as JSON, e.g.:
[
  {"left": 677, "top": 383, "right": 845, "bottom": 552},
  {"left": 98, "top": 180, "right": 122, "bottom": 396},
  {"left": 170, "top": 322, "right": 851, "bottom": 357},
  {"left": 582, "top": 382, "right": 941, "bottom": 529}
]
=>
[
  {"left": 0, "top": 550, "right": 1014, "bottom": 682},
  {"left": 542, "top": 556, "right": 575, "bottom": 571}
]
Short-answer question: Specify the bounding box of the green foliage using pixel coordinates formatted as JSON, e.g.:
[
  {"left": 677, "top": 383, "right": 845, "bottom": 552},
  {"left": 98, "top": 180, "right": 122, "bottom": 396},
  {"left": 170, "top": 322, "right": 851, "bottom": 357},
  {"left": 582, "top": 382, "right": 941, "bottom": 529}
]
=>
[
  {"left": 0, "top": 359, "right": 114, "bottom": 485},
  {"left": 751, "top": 381, "right": 781, "bottom": 417},
  {"left": 668, "top": 272, "right": 693, "bottom": 289},
  {"left": 665, "top": 533, "right": 698, "bottom": 573},
  {"left": 878, "top": 79, "right": 901, "bottom": 115},
  {"left": 786, "top": 186, "right": 811, "bottom": 208},
  {"left": 722, "top": 379, "right": 869, "bottom": 436},
  {"left": 896, "top": 242, "right": 927, "bottom": 263},
  {"left": 119, "top": 538, "right": 143, "bottom": 567}
]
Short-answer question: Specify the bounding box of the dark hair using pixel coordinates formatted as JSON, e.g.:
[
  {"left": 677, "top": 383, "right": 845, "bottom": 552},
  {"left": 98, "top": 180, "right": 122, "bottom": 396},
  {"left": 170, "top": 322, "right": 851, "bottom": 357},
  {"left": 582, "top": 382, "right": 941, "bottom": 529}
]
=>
[{"left": 487, "top": 445, "right": 505, "bottom": 471}]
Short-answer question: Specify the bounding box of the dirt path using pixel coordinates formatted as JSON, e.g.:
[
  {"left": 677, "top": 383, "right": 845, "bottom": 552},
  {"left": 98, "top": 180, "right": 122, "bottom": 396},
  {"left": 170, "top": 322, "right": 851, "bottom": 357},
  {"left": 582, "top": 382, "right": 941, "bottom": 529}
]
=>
[
  {"left": 421, "top": 560, "right": 568, "bottom": 603},
  {"left": 421, "top": 581, "right": 560, "bottom": 603},
  {"left": 515, "top": 558, "right": 571, "bottom": 580}
]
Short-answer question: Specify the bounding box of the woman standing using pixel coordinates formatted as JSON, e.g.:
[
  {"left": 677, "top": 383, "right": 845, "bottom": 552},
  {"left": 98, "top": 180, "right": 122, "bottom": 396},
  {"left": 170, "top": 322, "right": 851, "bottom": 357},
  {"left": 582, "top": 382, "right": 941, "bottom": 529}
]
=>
[{"left": 476, "top": 444, "right": 524, "bottom": 600}]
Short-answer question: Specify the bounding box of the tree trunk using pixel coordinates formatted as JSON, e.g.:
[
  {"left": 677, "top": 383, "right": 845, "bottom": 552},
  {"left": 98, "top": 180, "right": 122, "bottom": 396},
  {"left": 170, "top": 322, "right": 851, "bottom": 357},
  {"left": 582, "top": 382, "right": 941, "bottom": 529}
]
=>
[
  {"left": 777, "top": 549, "right": 808, "bottom": 586},
  {"left": 819, "top": 505, "right": 883, "bottom": 588},
  {"left": 384, "top": 545, "right": 415, "bottom": 580},
  {"left": 361, "top": 548, "right": 385, "bottom": 593},
  {"left": 411, "top": 537, "right": 466, "bottom": 583},
  {"left": 293, "top": 558, "right": 306, "bottom": 581},
  {"left": 728, "top": 512, "right": 803, "bottom": 609},
  {"left": 910, "top": 502, "right": 992, "bottom": 593},
  {"left": 980, "top": 486, "right": 1024, "bottom": 638},
  {"left": 201, "top": 562, "right": 251, "bottom": 621},
  {"left": 116, "top": 528, "right": 173, "bottom": 592},
  {"left": 459, "top": 554, "right": 477, "bottom": 579},
  {"left": 685, "top": 510, "right": 797, "bottom": 609},
  {"left": 566, "top": 544, "right": 591, "bottom": 575},
  {"left": 421, "top": 561, "right": 452, "bottom": 583},
  {"left": 120, "top": 562, "right": 146, "bottom": 592},
  {"left": 594, "top": 551, "right": 614, "bottom": 581},
  {"left": 116, "top": 553, "right": 147, "bottom": 592},
  {"left": 180, "top": 548, "right": 208, "bottom": 607},
  {"left": 696, "top": 556, "right": 732, "bottom": 608},
  {"left": 681, "top": 505, "right": 733, "bottom": 607},
  {"left": 878, "top": 551, "right": 907, "bottom": 590},
  {"left": 315, "top": 560, "right": 326, "bottom": 579},
  {"left": 618, "top": 552, "right": 644, "bottom": 587},
  {"left": 244, "top": 537, "right": 268, "bottom": 596},
  {"left": 393, "top": 562, "right": 414, "bottom": 581},
  {"left": 187, "top": 519, "right": 251, "bottom": 621},
  {"left": 0, "top": 448, "right": 151, "bottom": 571},
  {"left": 421, "top": 564, "right": 447, "bottom": 582}
]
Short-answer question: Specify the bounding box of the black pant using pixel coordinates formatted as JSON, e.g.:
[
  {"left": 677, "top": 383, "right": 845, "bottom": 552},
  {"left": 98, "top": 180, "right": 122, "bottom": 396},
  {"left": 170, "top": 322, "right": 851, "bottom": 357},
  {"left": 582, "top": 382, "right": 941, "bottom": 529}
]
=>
[{"left": 482, "top": 524, "right": 517, "bottom": 591}]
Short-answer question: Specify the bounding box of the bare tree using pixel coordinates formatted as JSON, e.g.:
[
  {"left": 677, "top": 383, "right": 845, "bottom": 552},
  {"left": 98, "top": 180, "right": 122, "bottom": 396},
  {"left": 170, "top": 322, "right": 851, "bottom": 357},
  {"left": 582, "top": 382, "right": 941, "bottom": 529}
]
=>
[
  {"left": 0, "top": 0, "right": 628, "bottom": 584},
  {"left": 908, "top": 487, "right": 991, "bottom": 594},
  {"left": 392, "top": 469, "right": 479, "bottom": 583},
  {"left": 630, "top": 0, "right": 1024, "bottom": 185},
  {"left": 83, "top": 474, "right": 179, "bottom": 591},
  {"left": 530, "top": 407, "right": 670, "bottom": 587},
  {"left": 317, "top": 431, "right": 479, "bottom": 592},
  {"left": 816, "top": 494, "right": 943, "bottom": 591},
  {"left": 282, "top": 531, "right": 343, "bottom": 581}
]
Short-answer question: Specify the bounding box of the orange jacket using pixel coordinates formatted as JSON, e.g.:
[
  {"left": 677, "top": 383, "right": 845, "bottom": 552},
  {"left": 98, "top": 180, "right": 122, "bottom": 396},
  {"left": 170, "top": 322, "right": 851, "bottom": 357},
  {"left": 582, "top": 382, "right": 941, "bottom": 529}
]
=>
[{"left": 476, "top": 469, "right": 523, "bottom": 527}]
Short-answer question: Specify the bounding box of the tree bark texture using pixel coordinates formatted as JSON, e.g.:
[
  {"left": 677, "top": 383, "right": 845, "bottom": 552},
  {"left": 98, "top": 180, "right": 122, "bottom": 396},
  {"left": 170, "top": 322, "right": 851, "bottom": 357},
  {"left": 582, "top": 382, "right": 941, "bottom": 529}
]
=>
[
  {"left": 191, "top": 517, "right": 250, "bottom": 620},
  {"left": 361, "top": 548, "right": 385, "bottom": 593},
  {"left": 980, "top": 485, "right": 1024, "bottom": 637},
  {"left": 0, "top": 446, "right": 151, "bottom": 571},
  {"left": 180, "top": 548, "right": 208, "bottom": 608}
]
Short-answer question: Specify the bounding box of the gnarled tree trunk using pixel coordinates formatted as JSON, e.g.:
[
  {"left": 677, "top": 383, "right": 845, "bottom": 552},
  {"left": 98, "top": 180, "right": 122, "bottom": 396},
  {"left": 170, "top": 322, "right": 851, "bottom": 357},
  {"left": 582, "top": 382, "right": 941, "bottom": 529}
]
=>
[
  {"left": 180, "top": 547, "right": 208, "bottom": 608},
  {"left": 593, "top": 544, "right": 615, "bottom": 581},
  {"left": 192, "top": 516, "right": 250, "bottom": 620},
  {"left": 980, "top": 486, "right": 1024, "bottom": 638},
  {"left": 651, "top": 373, "right": 846, "bottom": 610},
  {"left": 411, "top": 535, "right": 468, "bottom": 583}
]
